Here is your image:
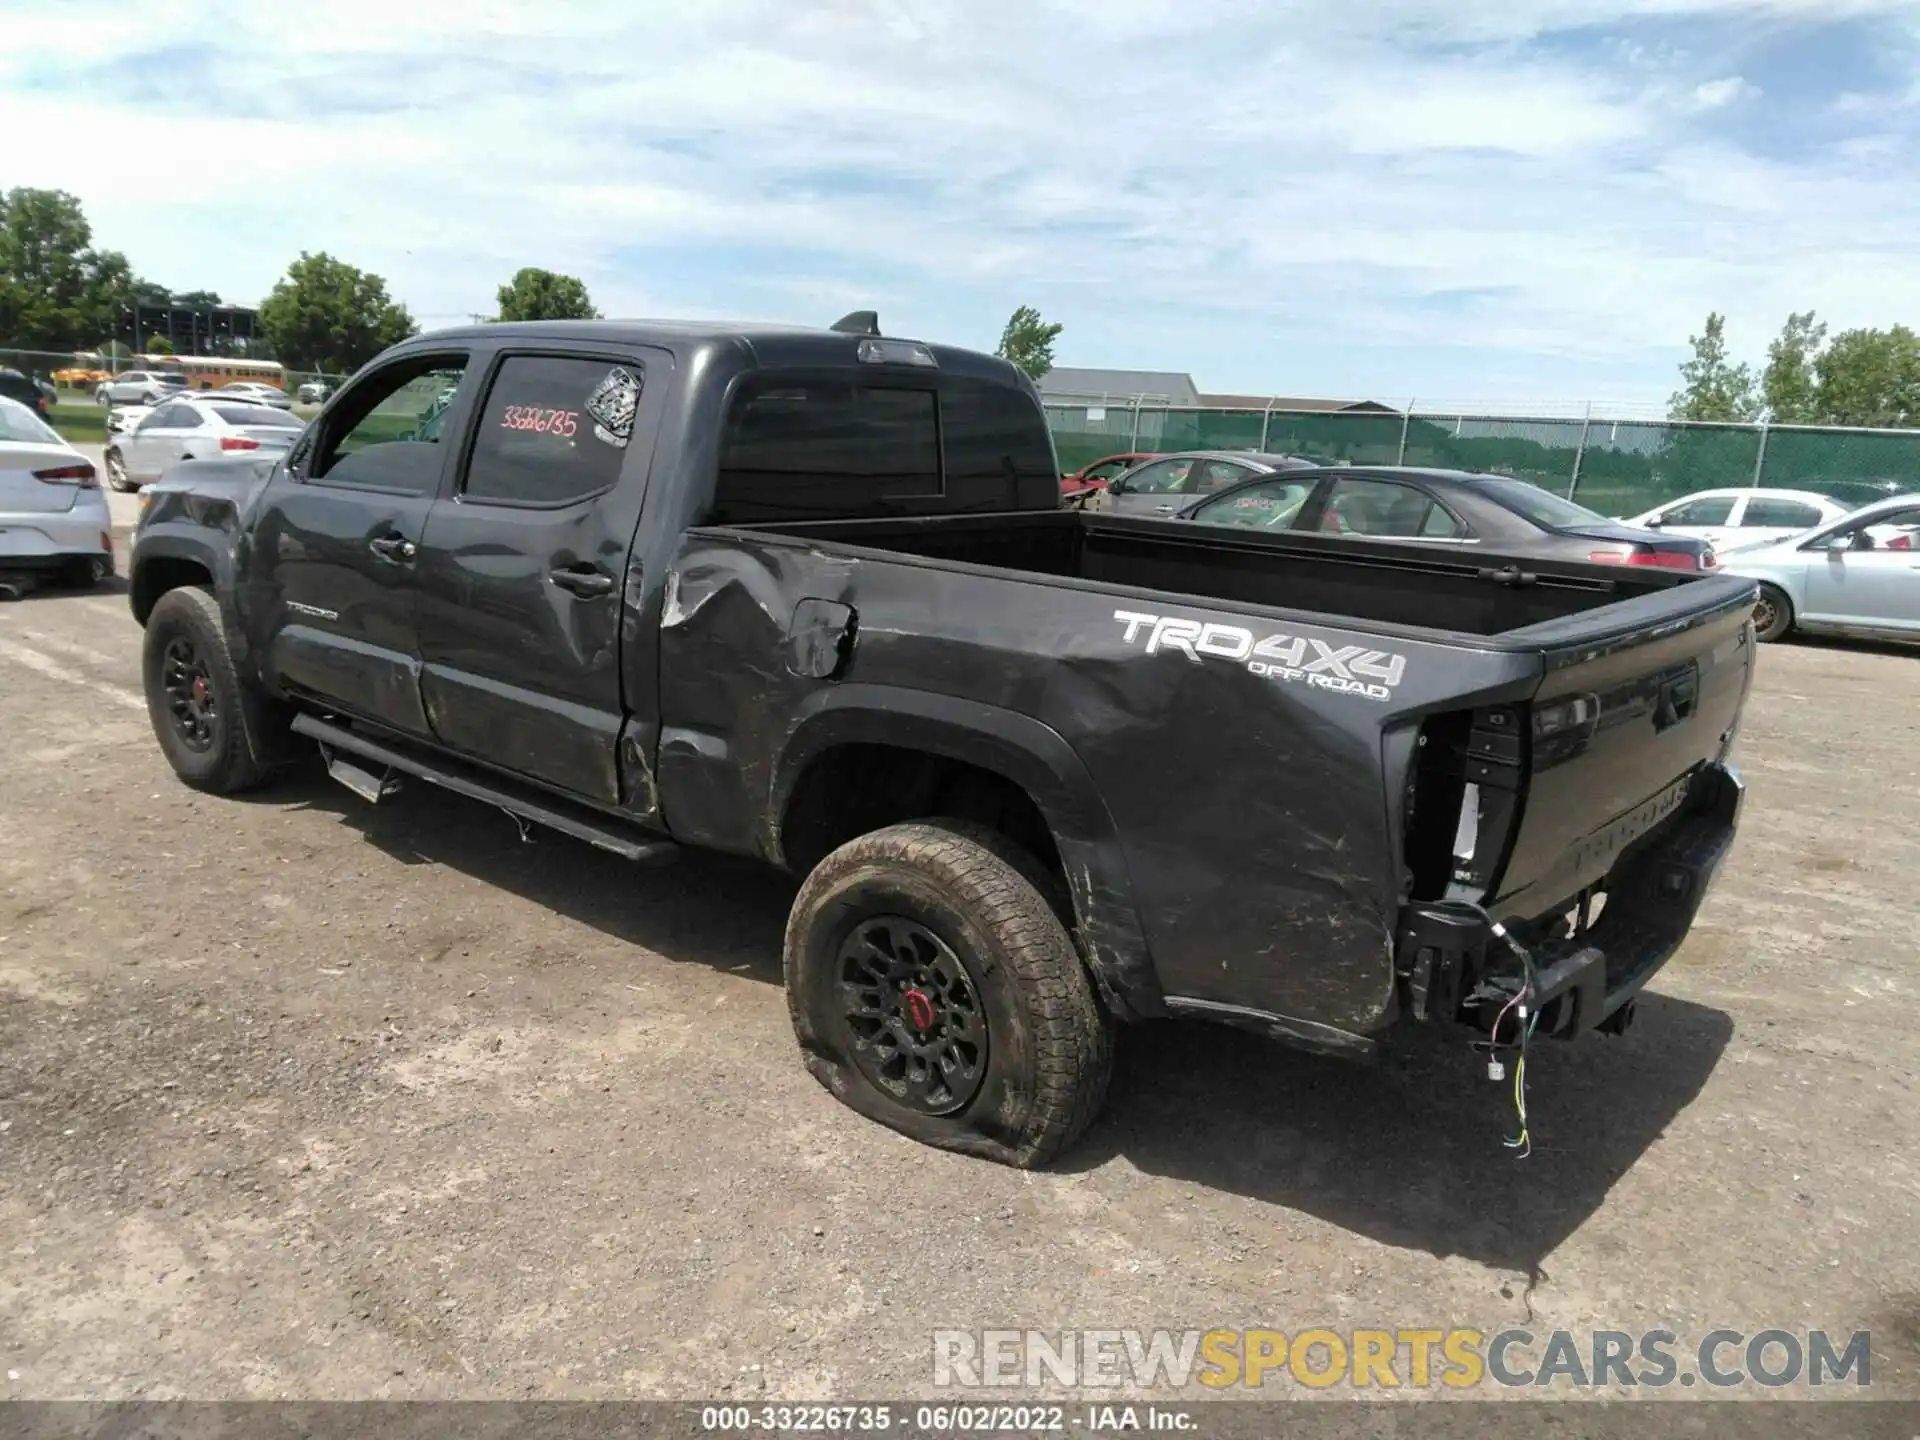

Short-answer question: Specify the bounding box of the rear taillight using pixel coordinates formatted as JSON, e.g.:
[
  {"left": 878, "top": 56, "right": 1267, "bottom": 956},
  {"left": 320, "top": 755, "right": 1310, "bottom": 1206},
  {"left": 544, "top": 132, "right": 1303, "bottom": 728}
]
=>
[
  {"left": 220, "top": 436, "right": 260, "bottom": 451},
  {"left": 1589, "top": 548, "right": 1702, "bottom": 571},
  {"left": 34, "top": 463, "right": 97, "bottom": 489}
]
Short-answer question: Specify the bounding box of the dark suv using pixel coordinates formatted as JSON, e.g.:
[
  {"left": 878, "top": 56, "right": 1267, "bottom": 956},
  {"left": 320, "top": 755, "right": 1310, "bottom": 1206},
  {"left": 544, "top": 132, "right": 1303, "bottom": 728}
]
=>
[{"left": 0, "top": 368, "right": 55, "bottom": 418}]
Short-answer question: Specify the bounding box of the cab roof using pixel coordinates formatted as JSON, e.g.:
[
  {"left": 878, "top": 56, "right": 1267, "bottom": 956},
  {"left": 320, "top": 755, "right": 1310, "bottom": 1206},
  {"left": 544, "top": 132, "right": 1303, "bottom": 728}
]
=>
[{"left": 402, "top": 318, "right": 1031, "bottom": 389}]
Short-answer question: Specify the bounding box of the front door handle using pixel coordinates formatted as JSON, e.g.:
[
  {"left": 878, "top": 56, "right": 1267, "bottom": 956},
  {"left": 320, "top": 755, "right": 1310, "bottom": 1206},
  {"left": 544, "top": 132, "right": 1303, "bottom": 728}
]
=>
[
  {"left": 1153, "top": 503, "right": 1178, "bottom": 513},
  {"left": 549, "top": 566, "right": 615, "bottom": 598},
  {"left": 368, "top": 535, "right": 416, "bottom": 563}
]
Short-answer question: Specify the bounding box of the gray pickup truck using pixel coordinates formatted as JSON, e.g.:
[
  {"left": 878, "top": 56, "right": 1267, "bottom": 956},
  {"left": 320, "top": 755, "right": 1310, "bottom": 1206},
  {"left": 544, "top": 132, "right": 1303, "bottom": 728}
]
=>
[{"left": 128, "top": 314, "right": 1756, "bottom": 1166}]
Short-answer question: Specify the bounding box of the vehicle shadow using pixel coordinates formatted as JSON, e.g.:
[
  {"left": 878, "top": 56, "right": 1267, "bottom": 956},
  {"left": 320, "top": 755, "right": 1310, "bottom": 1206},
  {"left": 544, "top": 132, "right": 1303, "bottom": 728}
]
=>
[
  {"left": 241, "top": 763, "right": 1730, "bottom": 1273},
  {"left": 253, "top": 762, "right": 795, "bottom": 984},
  {"left": 1067, "top": 998, "right": 1733, "bottom": 1278},
  {"left": 0, "top": 573, "right": 130, "bottom": 602}
]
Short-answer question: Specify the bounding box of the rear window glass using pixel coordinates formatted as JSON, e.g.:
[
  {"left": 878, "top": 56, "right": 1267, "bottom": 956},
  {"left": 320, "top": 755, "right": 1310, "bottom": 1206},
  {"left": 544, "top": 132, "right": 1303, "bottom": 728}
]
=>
[
  {"left": 212, "top": 405, "right": 302, "bottom": 427},
  {"left": 0, "top": 395, "right": 61, "bottom": 443},
  {"left": 715, "top": 380, "right": 940, "bottom": 523},
  {"left": 1478, "top": 478, "right": 1609, "bottom": 528}
]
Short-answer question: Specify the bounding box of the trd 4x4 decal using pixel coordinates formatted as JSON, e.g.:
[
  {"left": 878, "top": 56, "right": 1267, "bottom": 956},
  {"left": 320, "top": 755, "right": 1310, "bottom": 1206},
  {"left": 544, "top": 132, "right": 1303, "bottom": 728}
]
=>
[{"left": 1113, "top": 609, "right": 1408, "bottom": 702}]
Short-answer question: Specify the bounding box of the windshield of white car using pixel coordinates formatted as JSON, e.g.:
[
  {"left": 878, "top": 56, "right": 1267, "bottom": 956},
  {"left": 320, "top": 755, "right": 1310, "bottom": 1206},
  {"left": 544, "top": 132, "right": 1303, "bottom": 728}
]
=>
[
  {"left": 0, "top": 395, "right": 64, "bottom": 444},
  {"left": 1474, "top": 477, "right": 1611, "bottom": 529},
  {"left": 211, "top": 405, "right": 302, "bottom": 428}
]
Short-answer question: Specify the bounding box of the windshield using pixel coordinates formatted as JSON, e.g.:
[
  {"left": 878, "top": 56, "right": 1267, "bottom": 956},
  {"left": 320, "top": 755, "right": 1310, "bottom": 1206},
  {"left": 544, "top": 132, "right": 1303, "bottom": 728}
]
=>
[
  {"left": 0, "top": 395, "right": 63, "bottom": 444},
  {"left": 213, "top": 404, "right": 302, "bottom": 428},
  {"left": 1477, "top": 478, "right": 1611, "bottom": 529}
]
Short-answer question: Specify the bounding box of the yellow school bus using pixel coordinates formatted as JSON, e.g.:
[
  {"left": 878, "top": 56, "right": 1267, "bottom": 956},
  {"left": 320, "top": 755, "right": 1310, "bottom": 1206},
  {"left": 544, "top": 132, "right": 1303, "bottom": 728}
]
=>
[{"left": 143, "top": 354, "right": 288, "bottom": 392}]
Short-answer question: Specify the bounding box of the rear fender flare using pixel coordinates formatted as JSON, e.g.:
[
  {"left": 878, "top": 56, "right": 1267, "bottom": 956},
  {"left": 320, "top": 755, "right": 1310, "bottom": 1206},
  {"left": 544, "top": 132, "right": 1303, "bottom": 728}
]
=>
[{"left": 770, "top": 684, "right": 1162, "bottom": 1020}]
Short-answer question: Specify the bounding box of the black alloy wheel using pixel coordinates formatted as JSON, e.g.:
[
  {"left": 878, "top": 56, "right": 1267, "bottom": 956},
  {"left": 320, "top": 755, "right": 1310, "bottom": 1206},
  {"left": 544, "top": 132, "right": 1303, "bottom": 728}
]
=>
[
  {"left": 161, "top": 635, "right": 217, "bottom": 753},
  {"left": 837, "top": 915, "right": 988, "bottom": 1114}
]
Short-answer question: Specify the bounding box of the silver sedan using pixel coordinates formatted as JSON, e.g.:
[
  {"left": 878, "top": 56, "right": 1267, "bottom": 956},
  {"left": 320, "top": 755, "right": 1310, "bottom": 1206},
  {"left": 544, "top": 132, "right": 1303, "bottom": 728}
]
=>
[{"left": 1718, "top": 494, "right": 1920, "bottom": 643}]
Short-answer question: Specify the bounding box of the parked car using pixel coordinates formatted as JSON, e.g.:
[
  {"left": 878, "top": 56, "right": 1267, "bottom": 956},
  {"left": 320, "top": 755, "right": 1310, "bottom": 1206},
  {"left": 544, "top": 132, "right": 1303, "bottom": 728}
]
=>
[
  {"left": 296, "top": 379, "right": 333, "bottom": 404},
  {"left": 1623, "top": 488, "right": 1851, "bottom": 553},
  {"left": 0, "top": 367, "right": 54, "bottom": 420},
  {"left": 1182, "top": 466, "right": 1721, "bottom": 571},
  {"left": 95, "top": 369, "right": 189, "bottom": 406},
  {"left": 104, "top": 396, "right": 306, "bottom": 491},
  {"left": 1060, "top": 451, "right": 1161, "bottom": 501},
  {"left": 1716, "top": 494, "right": 1920, "bottom": 642},
  {"left": 0, "top": 394, "right": 113, "bottom": 587},
  {"left": 128, "top": 315, "right": 1757, "bottom": 1167},
  {"left": 213, "top": 381, "right": 293, "bottom": 409},
  {"left": 1082, "top": 450, "right": 1320, "bottom": 517}
]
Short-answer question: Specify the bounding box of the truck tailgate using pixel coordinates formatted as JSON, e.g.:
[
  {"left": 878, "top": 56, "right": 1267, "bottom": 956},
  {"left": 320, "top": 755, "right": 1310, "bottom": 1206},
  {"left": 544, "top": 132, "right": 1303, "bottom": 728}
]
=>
[{"left": 1491, "top": 574, "right": 1757, "bottom": 918}]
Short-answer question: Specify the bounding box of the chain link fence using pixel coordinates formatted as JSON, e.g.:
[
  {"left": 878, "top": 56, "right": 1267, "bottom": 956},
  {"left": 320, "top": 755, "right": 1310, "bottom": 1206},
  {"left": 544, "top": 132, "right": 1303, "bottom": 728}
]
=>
[{"left": 1046, "top": 401, "right": 1920, "bottom": 517}]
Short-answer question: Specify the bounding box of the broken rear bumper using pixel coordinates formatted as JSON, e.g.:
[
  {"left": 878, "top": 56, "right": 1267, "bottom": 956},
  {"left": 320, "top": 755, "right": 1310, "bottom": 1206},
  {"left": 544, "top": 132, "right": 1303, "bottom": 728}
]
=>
[{"left": 1393, "top": 762, "right": 1745, "bottom": 1040}]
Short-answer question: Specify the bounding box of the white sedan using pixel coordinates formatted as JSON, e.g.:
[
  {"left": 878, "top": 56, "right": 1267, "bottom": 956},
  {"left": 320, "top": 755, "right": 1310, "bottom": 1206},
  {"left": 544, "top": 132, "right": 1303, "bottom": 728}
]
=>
[
  {"left": 0, "top": 394, "right": 114, "bottom": 588},
  {"left": 104, "top": 396, "right": 306, "bottom": 490},
  {"left": 213, "top": 381, "right": 294, "bottom": 409},
  {"left": 1624, "top": 488, "right": 1850, "bottom": 552}
]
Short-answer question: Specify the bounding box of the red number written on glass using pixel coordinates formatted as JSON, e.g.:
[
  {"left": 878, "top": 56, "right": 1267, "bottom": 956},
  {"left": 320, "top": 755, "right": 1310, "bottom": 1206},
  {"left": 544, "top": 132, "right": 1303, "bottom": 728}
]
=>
[{"left": 499, "top": 406, "right": 580, "bottom": 436}]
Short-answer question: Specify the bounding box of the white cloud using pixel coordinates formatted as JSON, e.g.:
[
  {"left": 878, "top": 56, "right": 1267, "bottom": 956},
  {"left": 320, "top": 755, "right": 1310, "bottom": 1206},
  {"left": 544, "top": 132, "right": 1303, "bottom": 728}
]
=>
[
  {"left": 2, "top": 0, "right": 1917, "bottom": 402},
  {"left": 1690, "top": 75, "right": 1761, "bottom": 109}
]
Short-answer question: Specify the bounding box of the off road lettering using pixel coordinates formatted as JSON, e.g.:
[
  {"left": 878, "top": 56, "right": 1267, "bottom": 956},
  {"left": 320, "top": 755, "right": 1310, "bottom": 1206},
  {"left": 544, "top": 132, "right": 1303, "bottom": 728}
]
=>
[{"left": 1113, "top": 611, "right": 1407, "bottom": 701}]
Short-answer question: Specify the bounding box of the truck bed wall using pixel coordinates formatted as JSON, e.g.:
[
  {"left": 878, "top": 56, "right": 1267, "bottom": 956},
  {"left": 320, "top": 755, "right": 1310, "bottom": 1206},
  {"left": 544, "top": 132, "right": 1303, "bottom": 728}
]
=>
[
  {"left": 755, "top": 510, "right": 1674, "bottom": 639},
  {"left": 654, "top": 520, "right": 1546, "bottom": 1039}
]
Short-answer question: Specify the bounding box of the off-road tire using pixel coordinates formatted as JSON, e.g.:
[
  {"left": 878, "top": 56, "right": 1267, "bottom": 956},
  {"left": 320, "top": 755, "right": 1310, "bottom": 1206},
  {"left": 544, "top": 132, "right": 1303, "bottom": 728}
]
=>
[
  {"left": 1753, "top": 583, "right": 1794, "bottom": 643},
  {"left": 142, "top": 586, "right": 283, "bottom": 793},
  {"left": 785, "top": 820, "right": 1113, "bottom": 1168}
]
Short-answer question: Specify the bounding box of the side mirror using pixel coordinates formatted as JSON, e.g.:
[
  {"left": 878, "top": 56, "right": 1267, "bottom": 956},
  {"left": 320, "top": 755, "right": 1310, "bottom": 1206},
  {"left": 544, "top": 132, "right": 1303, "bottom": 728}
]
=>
[
  {"left": 1849, "top": 529, "right": 1876, "bottom": 552},
  {"left": 1642, "top": 516, "right": 1663, "bottom": 528},
  {"left": 1108, "top": 476, "right": 1129, "bottom": 495}
]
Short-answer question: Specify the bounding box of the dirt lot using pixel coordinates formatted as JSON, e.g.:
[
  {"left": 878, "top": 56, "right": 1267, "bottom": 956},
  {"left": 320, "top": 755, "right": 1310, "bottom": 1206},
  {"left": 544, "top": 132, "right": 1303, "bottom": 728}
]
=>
[{"left": 1, "top": 533, "right": 1917, "bottom": 1401}]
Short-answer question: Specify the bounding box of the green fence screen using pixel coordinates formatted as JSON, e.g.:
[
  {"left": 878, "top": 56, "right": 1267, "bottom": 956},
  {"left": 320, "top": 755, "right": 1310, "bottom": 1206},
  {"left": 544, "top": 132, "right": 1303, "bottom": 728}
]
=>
[{"left": 1045, "top": 404, "right": 1920, "bottom": 517}]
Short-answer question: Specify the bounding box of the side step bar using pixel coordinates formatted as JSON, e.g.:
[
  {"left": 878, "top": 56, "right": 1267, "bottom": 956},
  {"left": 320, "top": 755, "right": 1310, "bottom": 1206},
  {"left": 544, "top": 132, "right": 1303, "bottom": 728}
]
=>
[{"left": 292, "top": 713, "right": 680, "bottom": 867}]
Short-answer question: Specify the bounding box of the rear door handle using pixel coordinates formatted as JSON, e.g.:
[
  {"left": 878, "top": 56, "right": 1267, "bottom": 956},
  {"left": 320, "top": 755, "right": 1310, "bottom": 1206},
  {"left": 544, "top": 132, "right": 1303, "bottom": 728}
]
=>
[
  {"left": 368, "top": 535, "right": 416, "bottom": 563},
  {"left": 549, "top": 566, "right": 615, "bottom": 598}
]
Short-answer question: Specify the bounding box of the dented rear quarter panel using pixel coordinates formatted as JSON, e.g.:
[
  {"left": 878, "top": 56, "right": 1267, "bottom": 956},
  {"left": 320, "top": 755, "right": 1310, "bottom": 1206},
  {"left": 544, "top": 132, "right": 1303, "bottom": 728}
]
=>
[{"left": 653, "top": 526, "right": 1545, "bottom": 1036}]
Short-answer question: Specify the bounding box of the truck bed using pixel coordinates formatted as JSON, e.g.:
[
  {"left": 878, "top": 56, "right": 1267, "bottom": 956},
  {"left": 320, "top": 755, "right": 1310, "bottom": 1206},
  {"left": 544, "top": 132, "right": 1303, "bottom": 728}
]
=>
[
  {"left": 750, "top": 508, "right": 1687, "bottom": 640},
  {"left": 661, "top": 506, "right": 1755, "bottom": 1047}
]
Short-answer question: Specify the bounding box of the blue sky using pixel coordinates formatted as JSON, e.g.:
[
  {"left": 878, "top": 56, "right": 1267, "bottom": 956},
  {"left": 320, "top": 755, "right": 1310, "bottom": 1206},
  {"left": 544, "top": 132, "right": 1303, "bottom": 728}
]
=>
[{"left": 4, "top": 0, "right": 1919, "bottom": 411}]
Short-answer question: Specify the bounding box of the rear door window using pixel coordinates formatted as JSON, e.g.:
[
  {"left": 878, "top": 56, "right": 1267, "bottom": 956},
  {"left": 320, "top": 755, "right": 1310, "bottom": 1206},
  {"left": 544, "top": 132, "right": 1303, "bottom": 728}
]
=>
[
  {"left": 1319, "top": 477, "right": 1463, "bottom": 538},
  {"left": 1115, "top": 458, "right": 1195, "bottom": 494},
  {"left": 1742, "top": 499, "right": 1822, "bottom": 529},
  {"left": 1660, "top": 496, "right": 1735, "bottom": 526},
  {"left": 1192, "top": 459, "right": 1255, "bottom": 495},
  {"left": 461, "top": 355, "right": 641, "bottom": 506}
]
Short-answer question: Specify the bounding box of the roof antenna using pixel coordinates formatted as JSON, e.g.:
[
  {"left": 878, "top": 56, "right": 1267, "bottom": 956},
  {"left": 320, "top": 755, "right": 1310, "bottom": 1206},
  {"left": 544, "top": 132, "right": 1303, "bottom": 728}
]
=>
[{"left": 830, "top": 310, "right": 881, "bottom": 337}]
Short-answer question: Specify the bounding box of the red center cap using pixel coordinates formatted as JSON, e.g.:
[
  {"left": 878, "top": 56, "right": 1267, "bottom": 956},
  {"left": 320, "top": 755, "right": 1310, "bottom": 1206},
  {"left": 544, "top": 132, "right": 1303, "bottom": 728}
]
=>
[
  {"left": 192, "top": 677, "right": 209, "bottom": 703},
  {"left": 902, "top": 988, "right": 936, "bottom": 1032}
]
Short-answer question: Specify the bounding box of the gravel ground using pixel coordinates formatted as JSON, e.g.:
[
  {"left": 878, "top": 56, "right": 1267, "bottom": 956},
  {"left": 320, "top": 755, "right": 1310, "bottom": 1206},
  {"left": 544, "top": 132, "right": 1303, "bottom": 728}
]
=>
[{"left": 0, "top": 573, "right": 1915, "bottom": 1402}]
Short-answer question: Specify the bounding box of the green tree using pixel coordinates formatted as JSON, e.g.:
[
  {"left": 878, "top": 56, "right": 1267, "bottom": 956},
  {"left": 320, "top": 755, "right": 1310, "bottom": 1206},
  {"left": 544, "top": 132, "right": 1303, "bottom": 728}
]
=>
[
  {"left": 1762, "top": 311, "right": 1825, "bottom": 424},
  {"left": 1668, "top": 311, "right": 1759, "bottom": 422},
  {"left": 995, "top": 304, "right": 1063, "bottom": 380},
  {"left": 494, "top": 266, "right": 599, "bottom": 322},
  {"left": 173, "top": 289, "right": 223, "bottom": 308},
  {"left": 145, "top": 335, "right": 175, "bottom": 355},
  {"left": 259, "top": 251, "right": 417, "bottom": 373},
  {"left": 1812, "top": 326, "right": 1920, "bottom": 428},
  {"left": 0, "top": 187, "right": 141, "bottom": 350}
]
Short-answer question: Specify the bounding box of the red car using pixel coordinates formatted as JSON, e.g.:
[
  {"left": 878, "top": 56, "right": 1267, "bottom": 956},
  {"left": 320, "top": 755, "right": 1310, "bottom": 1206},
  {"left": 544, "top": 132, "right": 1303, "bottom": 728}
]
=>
[{"left": 1060, "top": 451, "right": 1161, "bottom": 501}]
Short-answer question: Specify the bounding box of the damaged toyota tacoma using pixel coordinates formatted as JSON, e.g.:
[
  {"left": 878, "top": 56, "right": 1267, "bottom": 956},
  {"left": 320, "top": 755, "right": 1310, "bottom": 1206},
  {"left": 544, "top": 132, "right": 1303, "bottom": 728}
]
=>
[{"left": 129, "top": 314, "right": 1757, "bottom": 1166}]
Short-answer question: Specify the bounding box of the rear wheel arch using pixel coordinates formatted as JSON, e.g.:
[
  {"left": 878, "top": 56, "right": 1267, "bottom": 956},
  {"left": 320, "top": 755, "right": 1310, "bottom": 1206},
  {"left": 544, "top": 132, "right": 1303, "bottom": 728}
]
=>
[{"left": 770, "top": 688, "right": 1161, "bottom": 1020}]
